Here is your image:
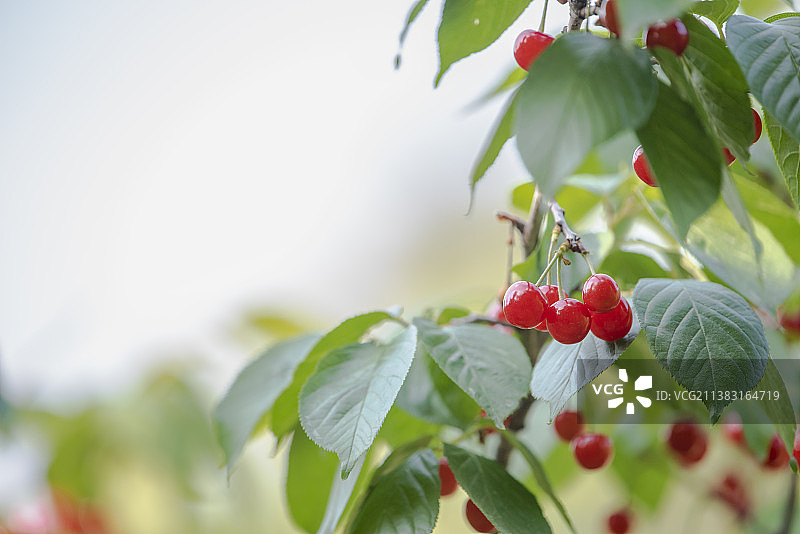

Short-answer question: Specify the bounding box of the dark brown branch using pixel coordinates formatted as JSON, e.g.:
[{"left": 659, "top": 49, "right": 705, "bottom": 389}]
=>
[
  {"left": 495, "top": 211, "right": 527, "bottom": 234},
  {"left": 549, "top": 200, "right": 588, "bottom": 254},
  {"left": 567, "top": 0, "right": 588, "bottom": 32},
  {"left": 523, "top": 188, "right": 545, "bottom": 257}
]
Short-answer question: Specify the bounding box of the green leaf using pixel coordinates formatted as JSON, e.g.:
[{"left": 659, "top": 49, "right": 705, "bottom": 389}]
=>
[
  {"left": 413, "top": 319, "right": 532, "bottom": 427},
  {"left": 530, "top": 319, "right": 641, "bottom": 419},
  {"left": 636, "top": 82, "right": 722, "bottom": 238},
  {"left": 720, "top": 174, "right": 762, "bottom": 260},
  {"left": 654, "top": 16, "right": 754, "bottom": 162},
  {"left": 754, "top": 358, "right": 796, "bottom": 454},
  {"left": 727, "top": 15, "right": 800, "bottom": 141},
  {"left": 632, "top": 279, "right": 769, "bottom": 421},
  {"left": 435, "top": 0, "right": 533, "bottom": 86},
  {"left": 502, "top": 431, "right": 576, "bottom": 534},
  {"left": 395, "top": 0, "right": 430, "bottom": 68},
  {"left": 299, "top": 326, "right": 418, "bottom": 477},
  {"left": 347, "top": 449, "right": 439, "bottom": 534},
  {"left": 286, "top": 427, "right": 339, "bottom": 533},
  {"left": 444, "top": 443, "right": 552, "bottom": 534},
  {"left": 318, "top": 456, "right": 366, "bottom": 534},
  {"left": 599, "top": 250, "right": 670, "bottom": 291},
  {"left": 271, "top": 311, "right": 396, "bottom": 441},
  {"left": 764, "top": 110, "right": 800, "bottom": 210},
  {"left": 515, "top": 33, "right": 657, "bottom": 199},
  {"left": 470, "top": 94, "right": 515, "bottom": 204},
  {"left": 616, "top": 0, "right": 695, "bottom": 39},
  {"left": 691, "top": 0, "right": 739, "bottom": 25},
  {"left": 764, "top": 12, "right": 800, "bottom": 23},
  {"left": 395, "top": 344, "right": 480, "bottom": 428},
  {"left": 213, "top": 333, "right": 321, "bottom": 472}
]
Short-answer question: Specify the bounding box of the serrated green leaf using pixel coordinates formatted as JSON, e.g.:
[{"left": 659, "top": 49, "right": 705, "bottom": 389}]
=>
[
  {"left": 470, "top": 94, "right": 515, "bottom": 203},
  {"left": 754, "top": 358, "right": 797, "bottom": 454},
  {"left": 435, "top": 0, "right": 532, "bottom": 86},
  {"left": 213, "top": 333, "right": 321, "bottom": 472},
  {"left": 616, "top": 0, "right": 695, "bottom": 39},
  {"left": 764, "top": 110, "right": 800, "bottom": 210},
  {"left": 531, "top": 316, "right": 641, "bottom": 419},
  {"left": 515, "top": 33, "right": 657, "bottom": 199},
  {"left": 654, "top": 16, "right": 754, "bottom": 162},
  {"left": 299, "top": 326, "right": 418, "bottom": 477},
  {"left": 347, "top": 449, "right": 439, "bottom": 534},
  {"left": 413, "top": 319, "right": 532, "bottom": 427},
  {"left": 632, "top": 279, "right": 769, "bottom": 421},
  {"left": 444, "top": 443, "right": 552, "bottom": 534},
  {"left": 636, "top": 82, "right": 722, "bottom": 238},
  {"left": 692, "top": 0, "right": 739, "bottom": 25},
  {"left": 271, "top": 311, "right": 397, "bottom": 441},
  {"left": 395, "top": 344, "right": 480, "bottom": 428},
  {"left": 287, "top": 427, "right": 339, "bottom": 533},
  {"left": 727, "top": 15, "right": 800, "bottom": 141}
]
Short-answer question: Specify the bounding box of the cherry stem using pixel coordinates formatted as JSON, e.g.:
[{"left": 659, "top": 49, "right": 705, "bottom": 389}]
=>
[
  {"left": 556, "top": 249, "right": 565, "bottom": 299},
  {"left": 506, "top": 222, "right": 515, "bottom": 287},
  {"left": 582, "top": 253, "right": 596, "bottom": 275},
  {"left": 549, "top": 201, "right": 587, "bottom": 253},
  {"left": 535, "top": 241, "right": 568, "bottom": 286},
  {"left": 538, "top": 0, "right": 549, "bottom": 33},
  {"left": 546, "top": 225, "right": 560, "bottom": 285}
]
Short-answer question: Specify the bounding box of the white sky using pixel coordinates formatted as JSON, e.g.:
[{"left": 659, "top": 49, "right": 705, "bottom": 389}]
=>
[{"left": 0, "top": 2, "right": 571, "bottom": 406}]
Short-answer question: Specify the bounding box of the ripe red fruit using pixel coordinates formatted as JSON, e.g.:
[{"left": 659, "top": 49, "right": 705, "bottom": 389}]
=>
[
  {"left": 590, "top": 297, "right": 633, "bottom": 342},
  {"left": 763, "top": 434, "right": 790, "bottom": 470},
  {"left": 571, "top": 432, "right": 613, "bottom": 469},
  {"left": 793, "top": 428, "right": 800, "bottom": 466},
  {"left": 666, "top": 421, "right": 703, "bottom": 454},
  {"left": 632, "top": 145, "right": 658, "bottom": 187},
  {"left": 722, "top": 148, "right": 736, "bottom": 166},
  {"left": 712, "top": 474, "right": 751, "bottom": 521},
  {"left": 607, "top": 509, "right": 632, "bottom": 534},
  {"left": 677, "top": 432, "right": 708, "bottom": 466},
  {"left": 502, "top": 281, "right": 547, "bottom": 329},
  {"left": 645, "top": 19, "right": 689, "bottom": 56},
  {"left": 553, "top": 410, "right": 585, "bottom": 442},
  {"left": 582, "top": 274, "right": 621, "bottom": 314},
  {"left": 534, "top": 284, "right": 560, "bottom": 331},
  {"left": 465, "top": 499, "right": 495, "bottom": 533},
  {"left": 752, "top": 108, "right": 762, "bottom": 144},
  {"left": 546, "top": 298, "right": 591, "bottom": 344},
  {"left": 513, "top": 30, "right": 554, "bottom": 71},
  {"left": 439, "top": 457, "right": 458, "bottom": 496},
  {"left": 777, "top": 305, "right": 800, "bottom": 335},
  {"left": 602, "top": 0, "right": 620, "bottom": 36},
  {"left": 722, "top": 414, "right": 746, "bottom": 447}
]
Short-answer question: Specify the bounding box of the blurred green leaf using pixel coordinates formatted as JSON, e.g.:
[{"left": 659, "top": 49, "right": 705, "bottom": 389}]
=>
[
  {"left": 299, "top": 326, "right": 417, "bottom": 477},
  {"left": 444, "top": 443, "right": 552, "bottom": 534},
  {"left": 470, "top": 94, "right": 515, "bottom": 203},
  {"left": 347, "top": 449, "right": 439, "bottom": 534},
  {"left": 763, "top": 110, "right": 800, "bottom": 210},
  {"left": 413, "top": 319, "right": 532, "bottom": 427},
  {"left": 727, "top": 15, "right": 800, "bottom": 141},
  {"left": 600, "top": 250, "right": 670, "bottom": 291},
  {"left": 616, "top": 0, "right": 695, "bottom": 39},
  {"left": 754, "top": 358, "right": 797, "bottom": 453},
  {"left": 691, "top": 0, "right": 740, "bottom": 25},
  {"left": 632, "top": 279, "right": 769, "bottom": 421},
  {"left": 435, "top": 0, "right": 532, "bottom": 86},
  {"left": 515, "top": 33, "right": 656, "bottom": 200},
  {"left": 318, "top": 456, "right": 366, "bottom": 534},
  {"left": 396, "top": 0, "right": 430, "bottom": 67},
  {"left": 720, "top": 174, "right": 762, "bottom": 260},
  {"left": 610, "top": 429, "right": 671, "bottom": 511},
  {"left": 213, "top": 334, "right": 320, "bottom": 472},
  {"left": 377, "top": 406, "right": 439, "bottom": 448},
  {"left": 286, "top": 427, "right": 338, "bottom": 533}
]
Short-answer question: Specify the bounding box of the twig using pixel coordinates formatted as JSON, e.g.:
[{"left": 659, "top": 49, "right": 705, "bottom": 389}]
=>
[
  {"left": 523, "top": 188, "right": 545, "bottom": 256},
  {"left": 549, "top": 201, "right": 588, "bottom": 253},
  {"left": 566, "top": 0, "right": 588, "bottom": 32},
  {"left": 495, "top": 211, "right": 527, "bottom": 234},
  {"left": 776, "top": 473, "right": 797, "bottom": 534}
]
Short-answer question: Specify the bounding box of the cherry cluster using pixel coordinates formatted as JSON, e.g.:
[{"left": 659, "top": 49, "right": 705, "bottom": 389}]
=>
[
  {"left": 502, "top": 274, "right": 632, "bottom": 345},
  {"left": 438, "top": 457, "right": 498, "bottom": 533},
  {"left": 553, "top": 410, "right": 614, "bottom": 470}
]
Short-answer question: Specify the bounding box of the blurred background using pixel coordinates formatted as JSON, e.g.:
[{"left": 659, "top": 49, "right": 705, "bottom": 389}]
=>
[{"left": 0, "top": 0, "right": 796, "bottom": 533}]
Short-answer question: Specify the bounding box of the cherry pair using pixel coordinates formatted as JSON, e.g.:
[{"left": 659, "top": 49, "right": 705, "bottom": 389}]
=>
[{"left": 553, "top": 410, "right": 614, "bottom": 470}]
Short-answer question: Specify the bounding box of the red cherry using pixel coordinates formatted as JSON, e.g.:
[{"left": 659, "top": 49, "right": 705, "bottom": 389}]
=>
[
  {"left": 777, "top": 305, "right": 800, "bottom": 335},
  {"left": 502, "top": 281, "right": 547, "bottom": 329},
  {"left": 666, "top": 421, "right": 703, "bottom": 455},
  {"left": 632, "top": 145, "right": 658, "bottom": 187},
  {"left": 582, "top": 274, "right": 621, "bottom": 314},
  {"left": 553, "top": 410, "right": 585, "bottom": 442},
  {"left": 722, "top": 148, "right": 736, "bottom": 166},
  {"left": 645, "top": 19, "right": 689, "bottom": 56},
  {"left": 712, "top": 474, "right": 751, "bottom": 521},
  {"left": 722, "top": 414, "right": 746, "bottom": 447},
  {"left": 677, "top": 432, "right": 708, "bottom": 466},
  {"left": 571, "top": 432, "right": 613, "bottom": 469},
  {"left": 792, "top": 428, "right": 800, "bottom": 466},
  {"left": 439, "top": 457, "right": 458, "bottom": 496},
  {"left": 607, "top": 509, "right": 632, "bottom": 534},
  {"left": 590, "top": 297, "right": 633, "bottom": 342},
  {"left": 465, "top": 499, "right": 495, "bottom": 533},
  {"left": 752, "top": 108, "right": 762, "bottom": 144},
  {"left": 763, "top": 434, "right": 790, "bottom": 470},
  {"left": 602, "top": 0, "right": 620, "bottom": 36},
  {"left": 546, "top": 298, "right": 591, "bottom": 344},
  {"left": 534, "top": 284, "right": 560, "bottom": 331},
  {"left": 513, "top": 30, "right": 554, "bottom": 71}
]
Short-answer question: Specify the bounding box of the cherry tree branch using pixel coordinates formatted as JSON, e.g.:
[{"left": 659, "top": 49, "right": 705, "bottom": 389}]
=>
[
  {"left": 550, "top": 200, "right": 588, "bottom": 254},
  {"left": 567, "top": 0, "right": 588, "bottom": 32}
]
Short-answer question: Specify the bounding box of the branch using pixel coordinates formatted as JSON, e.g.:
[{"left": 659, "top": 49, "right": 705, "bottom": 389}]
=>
[
  {"left": 523, "top": 187, "right": 545, "bottom": 257},
  {"left": 567, "top": 0, "right": 588, "bottom": 32},
  {"left": 495, "top": 211, "right": 527, "bottom": 234},
  {"left": 549, "top": 200, "right": 588, "bottom": 254}
]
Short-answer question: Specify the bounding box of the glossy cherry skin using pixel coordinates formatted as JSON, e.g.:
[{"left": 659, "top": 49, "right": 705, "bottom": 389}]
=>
[
  {"left": 752, "top": 108, "right": 762, "bottom": 144},
  {"left": 582, "top": 274, "right": 621, "bottom": 314},
  {"left": 607, "top": 509, "right": 632, "bottom": 534},
  {"left": 646, "top": 19, "right": 689, "bottom": 56},
  {"left": 533, "top": 284, "right": 560, "bottom": 331},
  {"left": 602, "top": 0, "right": 620, "bottom": 36},
  {"left": 502, "top": 281, "right": 547, "bottom": 329},
  {"left": 632, "top": 145, "right": 658, "bottom": 187},
  {"left": 590, "top": 297, "right": 633, "bottom": 342},
  {"left": 571, "top": 432, "right": 613, "bottom": 469},
  {"left": 763, "top": 434, "right": 790, "bottom": 470},
  {"left": 677, "top": 432, "right": 708, "bottom": 466},
  {"left": 439, "top": 457, "right": 458, "bottom": 496},
  {"left": 553, "top": 410, "right": 585, "bottom": 442},
  {"left": 465, "top": 499, "right": 495, "bottom": 533},
  {"left": 722, "top": 148, "right": 736, "bottom": 166},
  {"left": 546, "top": 298, "right": 591, "bottom": 344},
  {"left": 666, "top": 421, "right": 703, "bottom": 455},
  {"left": 793, "top": 428, "right": 800, "bottom": 466},
  {"left": 513, "top": 30, "right": 554, "bottom": 70}
]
